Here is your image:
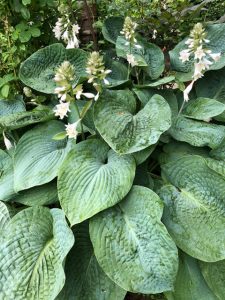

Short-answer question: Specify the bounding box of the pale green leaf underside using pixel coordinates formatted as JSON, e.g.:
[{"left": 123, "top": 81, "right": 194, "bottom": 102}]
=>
[
  {"left": 0, "top": 206, "right": 74, "bottom": 300},
  {"left": 0, "top": 201, "right": 10, "bottom": 231},
  {"left": 90, "top": 185, "right": 178, "bottom": 294},
  {"left": 169, "top": 116, "right": 225, "bottom": 149},
  {"left": 58, "top": 138, "right": 135, "bottom": 225},
  {"left": 160, "top": 155, "right": 225, "bottom": 261},
  {"left": 200, "top": 260, "right": 225, "bottom": 300},
  {"left": 14, "top": 120, "right": 68, "bottom": 192},
  {"left": 0, "top": 150, "right": 15, "bottom": 201},
  {"left": 170, "top": 24, "right": 225, "bottom": 73},
  {"left": 14, "top": 182, "right": 58, "bottom": 206},
  {"left": 19, "top": 43, "right": 88, "bottom": 93},
  {"left": 57, "top": 222, "right": 126, "bottom": 300},
  {"left": 94, "top": 90, "right": 171, "bottom": 154},
  {"left": 169, "top": 252, "right": 217, "bottom": 300}
]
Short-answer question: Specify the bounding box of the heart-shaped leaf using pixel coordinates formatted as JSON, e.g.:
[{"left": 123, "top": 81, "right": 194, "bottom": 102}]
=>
[
  {"left": 58, "top": 138, "right": 135, "bottom": 225},
  {"left": 90, "top": 185, "right": 178, "bottom": 294},
  {"left": 102, "top": 16, "right": 124, "bottom": 44},
  {"left": 19, "top": 43, "right": 88, "bottom": 93},
  {"left": 116, "top": 35, "right": 165, "bottom": 79},
  {"left": 94, "top": 90, "right": 171, "bottom": 154},
  {"left": 0, "top": 206, "right": 74, "bottom": 300},
  {"left": 57, "top": 221, "right": 126, "bottom": 300},
  {"left": 14, "top": 120, "right": 68, "bottom": 192},
  {"left": 160, "top": 155, "right": 225, "bottom": 261}
]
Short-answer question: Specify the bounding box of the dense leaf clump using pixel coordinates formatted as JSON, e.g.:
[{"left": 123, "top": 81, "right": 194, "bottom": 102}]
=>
[{"left": 1, "top": 15, "right": 225, "bottom": 300}]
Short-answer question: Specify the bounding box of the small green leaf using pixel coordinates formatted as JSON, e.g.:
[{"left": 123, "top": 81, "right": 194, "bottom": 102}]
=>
[
  {"left": 52, "top": 131, "right": 67, "bottom": 140},
  {"left": 1, "top": 85, "right": 10, "bottom": 98}
]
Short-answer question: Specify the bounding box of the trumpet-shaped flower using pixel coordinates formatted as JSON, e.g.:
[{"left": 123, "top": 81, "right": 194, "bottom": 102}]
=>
[
  {"left": 65, "top": 120, "right": 80, "bottom": 139},
  {"left": 53, "top": 102, "right": 70, "bottom": 119}
]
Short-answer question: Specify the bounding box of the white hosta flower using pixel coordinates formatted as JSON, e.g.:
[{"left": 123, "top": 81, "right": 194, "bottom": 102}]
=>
[
  {"left": 53, "top": 102, "right": 70, "bottom": 119},
  {"left": 202, "top": 58, "right": 213, "bottom": 69},
  {"left": 54, "top": 86, "right": 68, "bottom": 101},
  {"left": 126, "top": 54, "right": 138, "bottom": 67},
  {"left": 152, "top": 29, "right": 157, "bottom": 40},
  {"left": 3, "top": 132, "right": 13, "bottom": 150},
  {"left": 72, "top": 24, "right": 80, "bottom": 35},
  {"left": 179, "top": 49, "right": 191, "bottom": 63},
  {"left": 209, "top": 52, "right": 221, "bottom": 62},
  {"left": 66, "top": 33, "right": 80, "bottom": 49},
  {"left": 183, "top": 80, "right": 195, "bottom": 102},
  {"left": 185, "top": 38, "right": 194, "bottom": 48},
  {"left": 65, "top": 120, "right": 81, "bottom": 139},
  {"left": 94, "top": 92, "right": 99, "bottom": 101},
  {"left": 23, "top": 87, "right": 33, "bottom": 98},
  {"left": 53, "top": 18, "right": 63, "bottom": 40},
  {"left": 86, "top": 52, "right": 111, "bottom": 85},
  {"left": 73, "top": 84, "right": 95, "bottom": 99},
  {"left": 194, "top": 46, "right": 206, "bottom": 60}
]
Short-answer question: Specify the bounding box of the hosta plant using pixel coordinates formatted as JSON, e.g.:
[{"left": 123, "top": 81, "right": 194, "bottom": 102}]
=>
[{"left": 1, "top": 15, "right": 225, "bottom": 300}]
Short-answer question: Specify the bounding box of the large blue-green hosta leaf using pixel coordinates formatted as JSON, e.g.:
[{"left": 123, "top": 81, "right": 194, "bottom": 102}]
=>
[
  {"left": 160, "top": 155, "right": 225, "bottom": 262},
  {"left": 90, "top": 186, "right": 178, "bottom": 294},
  {"left": 0, "top": 105, "right": 54, "bottom": 131},
  {"left": 200, "top": 260, "right": 225, "bottom": 300},
  {"left": 166, "top": 253, "right": 217, "bottom": 300},
  {"left": 169, "top": 116, "right": 225, "bottom": 149},
  {"left": 58, "top": 222, "right": 126, "bottom": 300},
  {"left": 0, "top": 97, "right": 25, "bottom": 117},
  {"left": 58, "top": 138, "right": 135, "bottom": 225},
  {"left": 0, "top": 150, "right": 15, "bottom": 201},
  {"left": 14, "top": 120, "right": 68, "bottom": 192},
  {"left": 0, "top": 206, "right": 74, "bottom": 300},
  {"left": 170, "top": 24, "right": 225, "bottom": 74},
  {"left": 19, "top": 43, "right": 88, "bottom": 93},
  {"left": 183, "top": 97, "right": 225, "bottom": 120},
  {"left": 94, "top": 90, "right": 171, "bottom": 154},
  {"left": 116, "top": 36, "right": 164, "bottom": 79},
  {"left": 102, "top": 17, "right": 124, "bottom": 44}
]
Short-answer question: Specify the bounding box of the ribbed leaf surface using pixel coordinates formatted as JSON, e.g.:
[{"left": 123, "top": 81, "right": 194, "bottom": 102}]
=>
[
  {"left": 0, "top": 207, "right": 74, "bottom": 300},
  {"left": 160, "top": 155, "right": 225, "bottom": 261},
  {"left": 94, "top": 90, "right": 171, "bottom": 154},
  {"left": 58, "top": 222, "right": 126, "bottom": 300},
  {"left": 14, "top": 121, "right": 68, "bottom": 192},
  {"left": 90, "top": 186, "right": 178, "bottom": 294},
  {"left": 58, "top": 138, "right": 135, "bottom": 225}
]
